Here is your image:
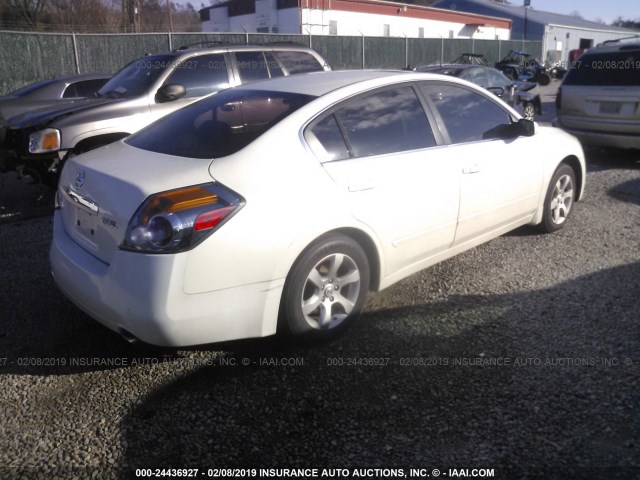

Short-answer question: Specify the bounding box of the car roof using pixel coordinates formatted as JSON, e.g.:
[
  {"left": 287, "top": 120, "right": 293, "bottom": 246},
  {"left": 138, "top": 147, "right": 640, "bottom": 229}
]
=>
[
  {"left": 418, "top": 64, "right": 477, "bottom": 71},
  {"left": 169, "top": 43, "right": 320, "bottom": 56},
  {"left": 230, "top": 70, "right": 471, "bottom": 97},
  {"left": 53, "top": 73, "right": 111, "bottom": 82},
  {"left": 589, "top": 37, "right": 640, "bottom": 52}
]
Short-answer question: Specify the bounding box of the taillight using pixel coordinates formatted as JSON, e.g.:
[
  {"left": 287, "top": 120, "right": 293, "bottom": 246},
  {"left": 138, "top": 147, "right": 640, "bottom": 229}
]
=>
[
  {"left": 121, "top": 182, "right": 244, "bottom": 254},
  {"left": 555, "top": 87, "right": 562, "bottom": 110}
]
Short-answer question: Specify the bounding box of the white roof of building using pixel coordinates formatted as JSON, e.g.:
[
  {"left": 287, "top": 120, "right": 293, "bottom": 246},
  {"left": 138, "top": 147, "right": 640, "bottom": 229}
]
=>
[{"left": 435, "top": 0, "right": 635, "bottom": 33}]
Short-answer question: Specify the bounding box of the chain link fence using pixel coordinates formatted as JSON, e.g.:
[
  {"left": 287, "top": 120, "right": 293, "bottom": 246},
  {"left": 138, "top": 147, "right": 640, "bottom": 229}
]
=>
[{"left": 0, "top": 30, "right": 543, "bottom": 95}]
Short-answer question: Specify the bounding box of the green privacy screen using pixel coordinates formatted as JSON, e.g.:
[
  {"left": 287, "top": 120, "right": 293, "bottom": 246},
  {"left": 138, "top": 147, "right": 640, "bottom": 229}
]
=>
[{"left": 0, "top": 30, "right": 542, "bottom": 95}]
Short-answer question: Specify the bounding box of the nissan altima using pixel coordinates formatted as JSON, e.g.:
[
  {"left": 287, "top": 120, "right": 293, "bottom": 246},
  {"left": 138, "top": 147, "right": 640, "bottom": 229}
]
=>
[{"left": 50, "top": 70, "right": 586, "bottom": 346}]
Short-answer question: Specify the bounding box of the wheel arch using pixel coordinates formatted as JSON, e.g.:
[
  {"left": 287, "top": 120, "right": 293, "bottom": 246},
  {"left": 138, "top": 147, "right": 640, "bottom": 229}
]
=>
[
  {"left": 560, "top": 155, "right": 584, "bottom": 201},
  {"left": 330, "top": 227, "right": 382, "bottom": 292},
  {"left": 284, "top": 227, "right": 383, "bottom": 293}
]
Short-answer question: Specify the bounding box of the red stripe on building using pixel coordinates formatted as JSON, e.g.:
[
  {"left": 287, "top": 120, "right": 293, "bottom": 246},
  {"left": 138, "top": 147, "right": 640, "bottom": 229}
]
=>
[{"left": 298, "top": 0, "right": 511, "bottom": 29}]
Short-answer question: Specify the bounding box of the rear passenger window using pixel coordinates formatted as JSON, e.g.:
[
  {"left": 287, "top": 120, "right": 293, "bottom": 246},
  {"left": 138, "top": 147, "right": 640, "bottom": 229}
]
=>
[
  {"left": 264, "top": 52, "right": 284, "bottom": 77},
  {"left": 306, "top": 86, "right": 436, "bottom": 162},
  {"left": 235, "top": 51, "right": 270, "bottom": 83},
  {"left": 305, "top": 114, "right": 350, "bottom": 162},
  {"left": 336, "top": 86, "right": 436, "bottom": 158},
  {"left": 276, "top": 51, "right": 324, "bottom": 73},
  {"left": 68, "top": 79, "right": 108, "bottom": 98},
  {"left": 62, "top": 83, "right": 78, "bottom": 98},
  {"left": 421, "top": 84, "right": 511, "bottom": 144}
]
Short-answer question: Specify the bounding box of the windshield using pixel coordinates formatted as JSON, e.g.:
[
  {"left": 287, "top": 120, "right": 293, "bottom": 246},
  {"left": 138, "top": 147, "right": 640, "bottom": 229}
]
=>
[
  {"left": 564, "top": 50, "right": 640, "bottom": 86},
  {"left": 9, "top": 79, "right": 56, "bottom": 97},
  {"left": 126, "top": 89, "right": 316, "bottom": 159},
  {"left": 97, "top": 54, "right": 175, "bottom": 99}
]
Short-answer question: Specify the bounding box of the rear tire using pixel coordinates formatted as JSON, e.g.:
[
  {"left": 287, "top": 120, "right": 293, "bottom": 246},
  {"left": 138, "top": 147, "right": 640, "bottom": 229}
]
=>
[
  {"left": 538, "top": 164, "right": 576, "bottom": 233},
  {"left": 537, "top": 73, "right": 551, "bottom": 86},
  {"left": 279, "top": 234, "right": 370, "bottom": 342}
]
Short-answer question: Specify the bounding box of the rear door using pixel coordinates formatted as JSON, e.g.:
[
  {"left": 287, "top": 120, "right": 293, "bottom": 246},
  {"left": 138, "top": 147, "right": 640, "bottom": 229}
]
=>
[{"left": 305, "top": 84, "right": 460, "bottom": 276}]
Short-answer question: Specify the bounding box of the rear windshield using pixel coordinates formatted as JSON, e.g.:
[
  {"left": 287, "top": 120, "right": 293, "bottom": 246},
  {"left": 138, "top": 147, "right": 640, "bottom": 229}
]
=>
[
  {"left": 126, "top": 89, "right": 315, "bottom": 159},
  {"left": 564, "top": 49, "right": 640, "bottom": 86}
]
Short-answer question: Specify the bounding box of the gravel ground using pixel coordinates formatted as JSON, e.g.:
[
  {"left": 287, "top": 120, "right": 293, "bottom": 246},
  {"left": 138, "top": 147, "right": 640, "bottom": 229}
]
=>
[{"left": 0, "top": 145, "right": 639, "bottom": 479}]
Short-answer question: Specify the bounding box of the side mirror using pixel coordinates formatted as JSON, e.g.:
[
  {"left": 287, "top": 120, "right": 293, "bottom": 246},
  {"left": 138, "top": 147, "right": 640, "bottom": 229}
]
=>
[
  {"left": 155, "top": 83, "right": 186, "bottom": 103},
  {"left": 487, "top": 86, "right": 505, "bottom": 96},
  {"left": 483, "top": 118, "right": 535, "bottom": 140},
  {"left": 516, "top": 118, "right": 535, "bottom": 137}
]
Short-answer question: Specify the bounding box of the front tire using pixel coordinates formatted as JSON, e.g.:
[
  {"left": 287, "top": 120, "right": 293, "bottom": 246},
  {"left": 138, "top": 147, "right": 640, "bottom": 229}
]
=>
[
  {"left": 539, "top": 164, "right": 576, "bottom": 233},
  {"left": 279, "top": 234, "right": 370, "bottom": 342}
]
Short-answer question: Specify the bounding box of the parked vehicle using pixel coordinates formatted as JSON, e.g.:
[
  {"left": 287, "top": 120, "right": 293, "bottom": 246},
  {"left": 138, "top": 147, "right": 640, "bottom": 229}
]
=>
[
  {"left": 555, "top": 37, "right": 640, "bottom": 150},
  {"left": 50, "top": 70, "right": 586, "bottom": 347},
  {"left": 0, "top": 74, "right": 109, "bottom": 156},
  {"left": 495, "top": 50, "right": 551, "bottom": 86},
  {"left": 415, "top": 64, "right": 542, "bottom": 120},
  {"left": 0, "top": 44, "right": 330, "bottom": 186},
  {"left": 0, "top": 74, "right": 109, "bottom": 122},
  {"left": 450, "top": 53, "right": 489, "bottom": 66}
]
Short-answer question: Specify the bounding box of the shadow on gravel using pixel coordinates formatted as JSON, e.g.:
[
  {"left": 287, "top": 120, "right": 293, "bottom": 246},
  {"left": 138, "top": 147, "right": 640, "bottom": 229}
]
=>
[
  {"left": 0, "top": 172, "right": 55, "bottom": 224},
  {"left": 608, "top": 179, "right": 640, "bottom": 207},
  {"left": 117, "top": 261, "right": 640, "bottom": 479},
  {"left": 585, "top": 148, "right": 640, "bottom": 172}
]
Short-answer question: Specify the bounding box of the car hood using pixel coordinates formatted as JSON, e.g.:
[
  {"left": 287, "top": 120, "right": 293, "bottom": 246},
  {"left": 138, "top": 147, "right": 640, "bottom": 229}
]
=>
[
  {"left": 6, "top": 97, "right": 120, "bottom": 129},
  {"left": 0, "top": 97, "right": 80, "bottom": 124},
  {"left": 514, "top": 80, "right": 537, "bottom": 92}
]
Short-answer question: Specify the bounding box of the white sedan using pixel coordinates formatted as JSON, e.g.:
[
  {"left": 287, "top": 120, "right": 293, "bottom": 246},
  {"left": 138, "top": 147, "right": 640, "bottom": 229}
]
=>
[{"left": 50, "top": 70, "right": 586, "bottom": 346}]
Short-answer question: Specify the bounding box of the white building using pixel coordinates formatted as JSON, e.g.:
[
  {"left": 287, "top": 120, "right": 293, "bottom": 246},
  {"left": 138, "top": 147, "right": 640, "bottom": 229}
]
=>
[
  {"left": 433, "top": 0, "right": 637, "bottom": 63},
  {"left": 199, "top": 0, "right": 512, "bottom": 39}
]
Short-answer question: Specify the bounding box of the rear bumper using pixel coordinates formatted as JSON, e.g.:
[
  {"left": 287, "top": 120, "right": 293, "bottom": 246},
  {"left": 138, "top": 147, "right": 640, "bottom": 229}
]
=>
[
  {"left": 556, "top": 116, "right": 640, "bottom": 150},
  {"left": 560, "top": 128, "right": 640, "bottom": 150},
  {"left": 50, "top": 211, "right": 280, "bottom": 346}
]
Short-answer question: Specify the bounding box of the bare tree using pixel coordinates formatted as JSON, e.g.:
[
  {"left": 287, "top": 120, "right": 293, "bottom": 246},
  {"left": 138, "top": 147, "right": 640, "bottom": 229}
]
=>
[
  {"left": 5, "top": 0, "right": 49, "bottom": 28},
  {"left": 0, "top": 0, "right": 199, "bottom": 31}
]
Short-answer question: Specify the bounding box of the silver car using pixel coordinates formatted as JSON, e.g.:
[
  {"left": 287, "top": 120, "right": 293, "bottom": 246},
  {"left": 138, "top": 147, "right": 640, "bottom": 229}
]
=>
[
  {"left": 555, "top": 37, "right": 640, "bottom": 150},
  {"left": 0, "top": 74, "right": 109, "bottom": 149},
  {"left": 0, "top": 74, "right": 109, "bottom": 122},
  {"left": 1, "top": 44, "right": 330, "bottom": 185}
]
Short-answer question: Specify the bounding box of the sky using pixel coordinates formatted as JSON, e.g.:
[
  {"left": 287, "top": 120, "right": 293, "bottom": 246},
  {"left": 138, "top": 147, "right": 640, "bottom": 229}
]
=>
[{"left": 521, "top": 0, "right": 640, "bottom": 25}]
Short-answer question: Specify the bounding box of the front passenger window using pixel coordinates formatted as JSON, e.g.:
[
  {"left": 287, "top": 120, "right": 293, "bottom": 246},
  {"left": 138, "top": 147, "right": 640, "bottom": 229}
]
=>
[
  {"left": 421, "top": 84, "right": 511, "bottom": 144},
  {"left": 163, "top": 54, "right": 230, "bottom": 98}
]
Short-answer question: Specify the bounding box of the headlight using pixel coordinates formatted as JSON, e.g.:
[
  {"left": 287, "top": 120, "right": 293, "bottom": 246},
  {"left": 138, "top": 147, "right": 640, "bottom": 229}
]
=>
[
  {"left": 29, "top": 128, "right": 60, "bottom": 154},
  {"left": 121, "top": 182, "right": 245, "bottom": 254}
]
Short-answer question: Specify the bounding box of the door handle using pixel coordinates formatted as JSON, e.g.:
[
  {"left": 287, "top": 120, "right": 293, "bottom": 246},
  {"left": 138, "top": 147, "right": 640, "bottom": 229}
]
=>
[
  {"left": 348, "top": 183, "right": 375, "bottom": 192},
  {"left": 462, "top": 164, "right": 481, "bottom": 174}
]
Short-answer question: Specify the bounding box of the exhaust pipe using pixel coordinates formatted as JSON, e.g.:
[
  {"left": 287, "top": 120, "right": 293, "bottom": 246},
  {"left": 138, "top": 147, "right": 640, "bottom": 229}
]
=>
[{"left": 119, "top": 328, "right": 139, "bottom": 344}]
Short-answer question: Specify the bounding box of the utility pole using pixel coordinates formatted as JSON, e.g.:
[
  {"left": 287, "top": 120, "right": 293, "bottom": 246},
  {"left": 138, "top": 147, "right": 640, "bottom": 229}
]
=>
[
  {"left": 524, "top": 0, "right": 530, "bottom": 41},
  {"left": 167, "top": 0, "right": 173, "bottom": 32},
  {"left": 124, "top": 0, "right": 139, "bottom": 32}
]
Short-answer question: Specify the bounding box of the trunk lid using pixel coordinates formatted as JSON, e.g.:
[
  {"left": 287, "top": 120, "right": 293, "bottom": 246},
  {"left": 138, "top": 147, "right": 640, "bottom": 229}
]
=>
[
  {"left": 560, "top": 85, "right": 640, "bottom": 134},
  {"left": 58, "top": 141, "right": 214, "bottom": 264}
]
